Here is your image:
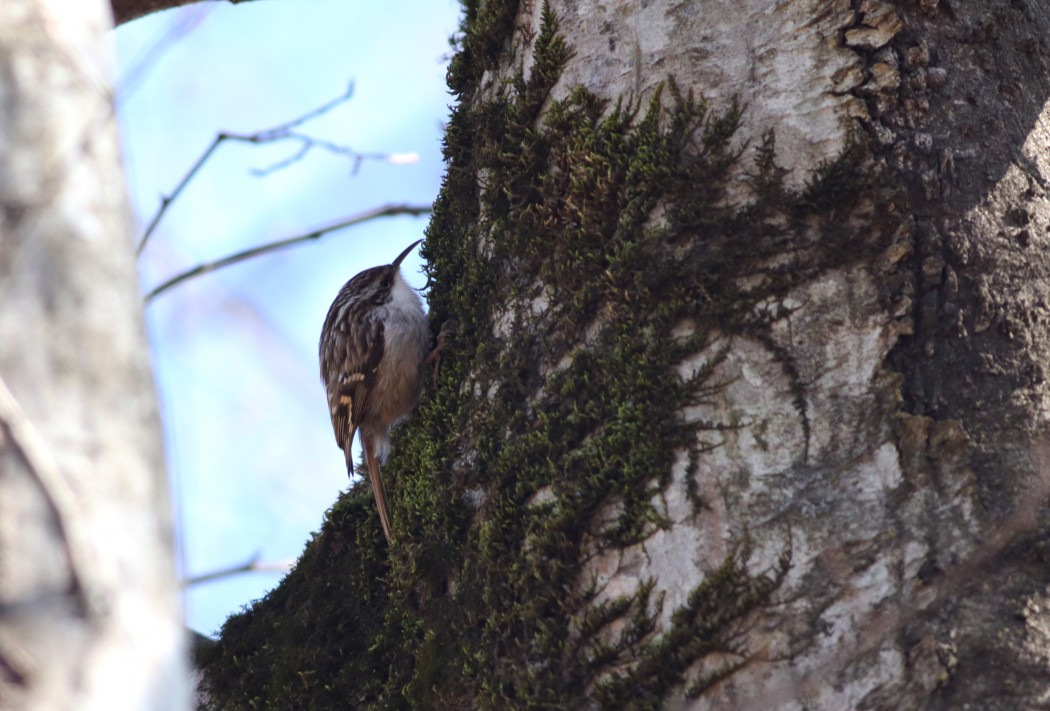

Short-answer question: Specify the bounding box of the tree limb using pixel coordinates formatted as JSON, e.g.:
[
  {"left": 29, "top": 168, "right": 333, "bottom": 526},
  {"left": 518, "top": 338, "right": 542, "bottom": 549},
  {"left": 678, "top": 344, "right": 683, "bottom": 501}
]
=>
[
  {"left": 135, "top": 81, "right": 360, "bottom": 257},
  {"left": 143, "top": 202, "right": 432, "bottom": 302},
  {"left": 183, "top": 553, "right": 293, "bottom": 587},
  {"left": 111, "top": 0, "right": 254, "bottom": 26}
]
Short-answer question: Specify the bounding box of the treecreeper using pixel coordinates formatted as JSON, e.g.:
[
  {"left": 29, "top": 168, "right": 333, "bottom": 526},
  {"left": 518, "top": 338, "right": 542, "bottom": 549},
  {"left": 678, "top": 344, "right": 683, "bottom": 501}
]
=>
[{"left": 319, "top": 239, "right": 438, "bottom": 543}]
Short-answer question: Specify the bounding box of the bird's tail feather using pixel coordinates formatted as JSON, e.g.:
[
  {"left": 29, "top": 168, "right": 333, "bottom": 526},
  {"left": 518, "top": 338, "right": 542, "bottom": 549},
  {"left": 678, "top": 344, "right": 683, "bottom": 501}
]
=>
[{"left": 362, "top": 438, "right": 393, "bottom": 543}]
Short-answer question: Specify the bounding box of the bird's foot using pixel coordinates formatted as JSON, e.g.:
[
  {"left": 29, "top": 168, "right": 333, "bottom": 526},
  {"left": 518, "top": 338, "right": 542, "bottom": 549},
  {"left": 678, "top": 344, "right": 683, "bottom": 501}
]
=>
[{"left": 423, "top": 319, "right": 455, "bottom": 385}]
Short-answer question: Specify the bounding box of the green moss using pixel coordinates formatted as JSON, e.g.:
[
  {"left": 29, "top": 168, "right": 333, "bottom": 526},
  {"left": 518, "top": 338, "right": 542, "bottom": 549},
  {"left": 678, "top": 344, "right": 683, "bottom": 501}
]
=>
[
  {"left": 200, "top": 4, "right": 898, "bottom": 709},
  {"left": 447, "top": 0, "right": 521, "bottom": 96},
  {"left": 199, "top": 494, "right": 396, "bottom": 709}
]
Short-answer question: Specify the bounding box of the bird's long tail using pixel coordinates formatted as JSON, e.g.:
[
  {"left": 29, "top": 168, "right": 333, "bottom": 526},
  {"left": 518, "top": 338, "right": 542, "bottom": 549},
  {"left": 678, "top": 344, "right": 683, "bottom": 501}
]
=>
[{"left": 360, "top": 437, "right": 393, "bottom": 543}]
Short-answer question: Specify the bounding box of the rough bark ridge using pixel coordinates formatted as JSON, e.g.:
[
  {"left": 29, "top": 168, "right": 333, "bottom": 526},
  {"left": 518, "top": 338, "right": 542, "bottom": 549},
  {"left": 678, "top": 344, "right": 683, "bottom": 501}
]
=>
[
  {"left": 0, "top": 0, "right": 185, "bottom": 708},
  {"left": 878, "top": 1, "right": 1050, "bottom": 707},
  {"left": 200, "top": 0, "right": 1050, "bottom": 709}
]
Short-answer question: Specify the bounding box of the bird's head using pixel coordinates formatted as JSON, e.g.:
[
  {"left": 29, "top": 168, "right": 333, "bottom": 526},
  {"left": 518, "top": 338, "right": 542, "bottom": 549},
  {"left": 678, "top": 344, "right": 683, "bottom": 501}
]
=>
[{"left": 336, "top": 239, "right": 423, "bottom": 306}]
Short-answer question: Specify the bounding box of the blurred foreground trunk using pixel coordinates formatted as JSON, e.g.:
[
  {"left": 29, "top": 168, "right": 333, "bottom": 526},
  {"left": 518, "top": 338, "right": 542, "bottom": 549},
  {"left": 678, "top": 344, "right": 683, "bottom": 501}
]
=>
[{"left": 0, "top": 0, "right": 186, "bottom": 708}]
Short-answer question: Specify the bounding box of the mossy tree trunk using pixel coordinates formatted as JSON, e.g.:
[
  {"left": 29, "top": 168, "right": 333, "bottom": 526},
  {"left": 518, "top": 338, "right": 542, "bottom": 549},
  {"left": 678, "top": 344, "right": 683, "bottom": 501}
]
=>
[
  {"left": 0, "top": 0, "right": 186, "bottom": 708},
  {"left": 202, "top": 1, "right": 1050, "bottom": 708}
]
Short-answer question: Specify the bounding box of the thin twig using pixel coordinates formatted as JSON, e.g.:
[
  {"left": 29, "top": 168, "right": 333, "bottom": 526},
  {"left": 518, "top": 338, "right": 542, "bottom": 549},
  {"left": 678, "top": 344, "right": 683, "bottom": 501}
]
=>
[
  {"left": 135, "top": 137, "right": 222, "bottom": 257},
  {"left": 0, "top": 375, "right": 97, "bottom": 616},
  {"left": 144, "top": 203, "right": 432, "bottom": 302},
  {"left": 135, "top": 82, "right": 363, "bottom": 257},
  {"left": 183, "top": 553, "right": 293, "bottom": 587},
  {"left": 249, "top": 132, "right": 418, "bottom": 177},
  {"left": 252, "top": 81, "right": 357, "bottom": 137}
]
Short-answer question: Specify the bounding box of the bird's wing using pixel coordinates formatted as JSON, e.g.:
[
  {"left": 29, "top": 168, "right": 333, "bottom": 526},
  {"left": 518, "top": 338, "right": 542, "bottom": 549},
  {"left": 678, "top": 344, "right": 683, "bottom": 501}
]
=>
[{"left": 324, "top": 315, "right": 385, "bottom": 452}]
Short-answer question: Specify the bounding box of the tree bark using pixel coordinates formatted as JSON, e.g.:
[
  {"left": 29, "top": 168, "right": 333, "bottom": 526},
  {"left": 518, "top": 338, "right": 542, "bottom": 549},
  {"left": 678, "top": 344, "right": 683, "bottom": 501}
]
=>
[
  {"left": 110, "top": 0, "right": 255, "bottom": 27},
  {"left": 199, "top": 0, "right": 1050, "bottom": 708},
  {"left": 0, "top": 0, "right": 186, "bottom": 708}
]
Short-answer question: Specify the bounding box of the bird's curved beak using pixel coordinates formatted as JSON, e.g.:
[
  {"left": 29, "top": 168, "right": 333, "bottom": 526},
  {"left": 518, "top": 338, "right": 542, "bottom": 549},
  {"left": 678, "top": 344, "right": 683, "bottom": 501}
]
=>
[{"left": 391, "top": 239, "right": 423, "bottom": 268}]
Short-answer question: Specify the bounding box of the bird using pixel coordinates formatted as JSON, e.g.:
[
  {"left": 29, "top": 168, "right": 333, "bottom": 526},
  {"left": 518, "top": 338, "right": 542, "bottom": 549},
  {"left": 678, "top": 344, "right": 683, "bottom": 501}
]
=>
[{"left": 319, "top": 239, "right": 431, "bottom": 543}]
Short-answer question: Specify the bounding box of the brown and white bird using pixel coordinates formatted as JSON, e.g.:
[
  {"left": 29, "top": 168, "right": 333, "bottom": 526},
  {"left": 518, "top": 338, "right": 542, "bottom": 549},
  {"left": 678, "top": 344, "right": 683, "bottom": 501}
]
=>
[{"left": 319, "top": 240, "right": 430, "bottom": 543}]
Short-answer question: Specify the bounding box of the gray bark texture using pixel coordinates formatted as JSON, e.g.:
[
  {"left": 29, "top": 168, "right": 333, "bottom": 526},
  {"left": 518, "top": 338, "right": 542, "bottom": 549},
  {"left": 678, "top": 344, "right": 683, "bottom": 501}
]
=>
[
  {"left": 0, "top": 0, "right": 187, "bottom": 709},
  {"left": 451, "top": 0, "right": 1050, "bottom": 706},
  {"left": 197, "top": 0, "right": 1050, "bottom": 709}
]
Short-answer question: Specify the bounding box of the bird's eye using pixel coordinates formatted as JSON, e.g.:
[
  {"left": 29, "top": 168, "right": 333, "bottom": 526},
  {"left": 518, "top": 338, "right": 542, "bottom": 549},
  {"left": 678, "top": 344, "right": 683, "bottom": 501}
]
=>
[{"left": 381, "top": 274, "right": 392, "bottom": 288}]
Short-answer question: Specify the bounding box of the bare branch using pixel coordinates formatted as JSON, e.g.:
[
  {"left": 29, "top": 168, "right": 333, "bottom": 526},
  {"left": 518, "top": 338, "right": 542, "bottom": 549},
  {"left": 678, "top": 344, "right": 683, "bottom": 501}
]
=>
[
  {"left": 0, "top": 375, "right": 98, "bottom": 616},
  {"left": 249, "top": 132, "right": 419, "bottom": 178},
  {"left": 135, "top": 136, "right": 221, "bottom": 257},
  {"left": 136, "top": 81, "right": 409, "bottom": 257},
  {"left": 144, "top": 202, "right": 432, "bottom": 302},
  {"left": 183, "top": 553, "right": 293, "bottom": 587},
  {"left": 252, "top": 82, "right": 357, "bottom": 137}
]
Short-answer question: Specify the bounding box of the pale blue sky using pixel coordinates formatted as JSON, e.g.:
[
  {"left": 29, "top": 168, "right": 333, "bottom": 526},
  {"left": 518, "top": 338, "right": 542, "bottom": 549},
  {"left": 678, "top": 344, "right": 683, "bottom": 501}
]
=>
[{"left": 114, "top": 0, "right": 461, "bottom": 636}]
